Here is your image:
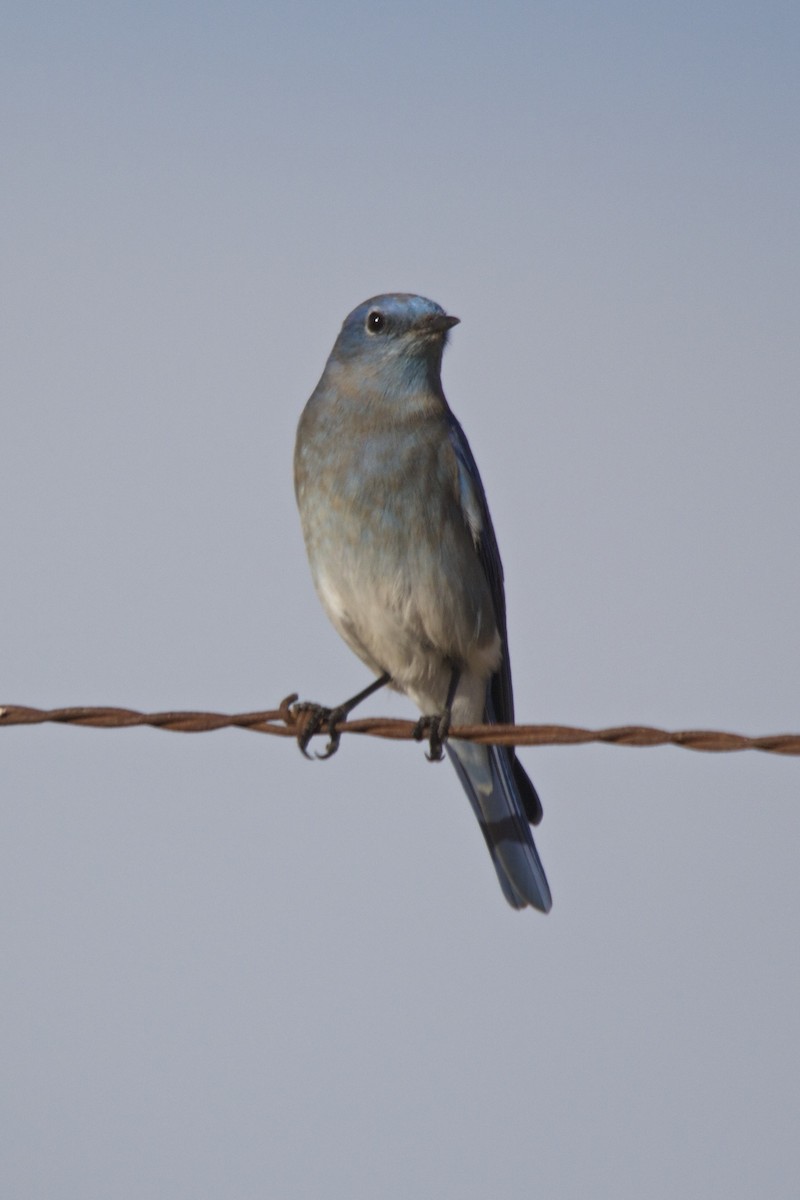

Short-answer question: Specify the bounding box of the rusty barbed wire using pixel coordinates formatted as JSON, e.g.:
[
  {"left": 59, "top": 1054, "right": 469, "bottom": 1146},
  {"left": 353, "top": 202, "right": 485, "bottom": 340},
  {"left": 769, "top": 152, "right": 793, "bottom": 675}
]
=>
[{"left": 1, "top": 698, "right": 799, "bottom": 755}]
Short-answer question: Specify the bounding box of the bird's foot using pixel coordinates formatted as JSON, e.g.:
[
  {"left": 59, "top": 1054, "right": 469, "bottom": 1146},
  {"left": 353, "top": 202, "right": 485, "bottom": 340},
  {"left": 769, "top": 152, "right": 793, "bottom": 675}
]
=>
[
  {"left": 412, "top": 711, "right": 451, "bottom": 762},
  {"left": 292, "top": 701, "right": 348, "bottom": 760}
]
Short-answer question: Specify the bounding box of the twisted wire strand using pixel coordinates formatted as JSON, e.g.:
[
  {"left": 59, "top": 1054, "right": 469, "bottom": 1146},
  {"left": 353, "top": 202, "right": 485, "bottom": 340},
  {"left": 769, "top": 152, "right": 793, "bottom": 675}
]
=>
[{"left": 1, "top": 699, "right": 799, "bottom": 755}]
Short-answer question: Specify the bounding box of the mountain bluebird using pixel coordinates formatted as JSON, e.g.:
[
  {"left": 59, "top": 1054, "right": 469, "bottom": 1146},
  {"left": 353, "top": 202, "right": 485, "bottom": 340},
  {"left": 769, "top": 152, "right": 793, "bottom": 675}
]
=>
[{"left": 294, "top": 294, "right": 552, "bottom": 912}]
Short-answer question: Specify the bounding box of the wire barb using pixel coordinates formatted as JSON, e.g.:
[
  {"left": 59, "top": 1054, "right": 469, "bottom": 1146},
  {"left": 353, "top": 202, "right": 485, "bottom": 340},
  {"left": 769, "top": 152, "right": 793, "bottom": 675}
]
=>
[{"left": 1, "top": 701, "right": 799, "bottom": 755}]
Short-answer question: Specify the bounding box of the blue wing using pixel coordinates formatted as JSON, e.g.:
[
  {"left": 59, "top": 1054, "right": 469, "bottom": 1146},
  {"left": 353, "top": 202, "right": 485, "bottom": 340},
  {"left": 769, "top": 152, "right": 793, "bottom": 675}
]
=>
[{"left": 447, "top": 416, "right": 544, "bottom": 826}]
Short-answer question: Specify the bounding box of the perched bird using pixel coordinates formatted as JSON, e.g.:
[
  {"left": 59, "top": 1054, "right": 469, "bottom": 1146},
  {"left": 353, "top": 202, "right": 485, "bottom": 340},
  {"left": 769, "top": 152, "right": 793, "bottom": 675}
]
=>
[{"left": 294, "top": 294, "right": 551, "bottom": 912}]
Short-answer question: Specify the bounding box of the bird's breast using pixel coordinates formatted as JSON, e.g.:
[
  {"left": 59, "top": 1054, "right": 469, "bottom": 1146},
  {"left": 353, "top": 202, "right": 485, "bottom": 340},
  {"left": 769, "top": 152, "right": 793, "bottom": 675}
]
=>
[{"left": 295, "top": 408, "right": 500, "bottom": 699}]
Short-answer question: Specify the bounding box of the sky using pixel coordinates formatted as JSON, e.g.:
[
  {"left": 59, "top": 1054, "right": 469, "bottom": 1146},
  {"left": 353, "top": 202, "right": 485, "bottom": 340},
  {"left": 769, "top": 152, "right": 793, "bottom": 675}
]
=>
[{"left": 2, "top": 2, "right": 799, "bottom": 1196}]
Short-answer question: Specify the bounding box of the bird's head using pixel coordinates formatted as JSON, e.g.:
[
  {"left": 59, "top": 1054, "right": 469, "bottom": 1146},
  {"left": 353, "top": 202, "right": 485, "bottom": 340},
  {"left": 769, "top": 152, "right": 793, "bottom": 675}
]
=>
[{"left": 328, "top": 293, "right": 460, "bottom": 398}]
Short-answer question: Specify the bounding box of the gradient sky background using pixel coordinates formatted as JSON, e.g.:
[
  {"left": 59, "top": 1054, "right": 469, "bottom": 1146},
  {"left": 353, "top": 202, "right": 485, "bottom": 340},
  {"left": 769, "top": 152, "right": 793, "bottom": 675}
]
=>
[{"left": 3, "top": 2, "right": 799, "bottom": 1197}]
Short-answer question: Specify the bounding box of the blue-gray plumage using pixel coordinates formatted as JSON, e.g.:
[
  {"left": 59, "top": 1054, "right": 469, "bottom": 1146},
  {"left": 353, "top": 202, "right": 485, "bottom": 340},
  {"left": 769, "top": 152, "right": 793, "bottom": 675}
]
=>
[{"left": 294, "top": 294, "right": 551, "bottom": 912}]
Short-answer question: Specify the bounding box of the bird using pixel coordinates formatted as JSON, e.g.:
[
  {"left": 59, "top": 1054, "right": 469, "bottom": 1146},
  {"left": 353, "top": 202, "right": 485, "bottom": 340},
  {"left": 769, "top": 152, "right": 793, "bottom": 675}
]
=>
[{"left": 293, "top": 293, "right": 552, "bottom": 912}]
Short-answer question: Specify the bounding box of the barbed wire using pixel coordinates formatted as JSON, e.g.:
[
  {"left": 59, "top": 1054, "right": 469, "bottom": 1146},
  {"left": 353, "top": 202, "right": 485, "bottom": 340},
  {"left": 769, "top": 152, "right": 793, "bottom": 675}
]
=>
[{"left": 1, "top": 698, "right": 799, "bottom": 755}]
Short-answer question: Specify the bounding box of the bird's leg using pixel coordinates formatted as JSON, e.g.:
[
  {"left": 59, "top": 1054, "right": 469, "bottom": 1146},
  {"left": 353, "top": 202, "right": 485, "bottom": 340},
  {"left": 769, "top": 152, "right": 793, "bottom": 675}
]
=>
[
  {"left": 413, "top": 665, "right": 461, "bottom": 763},
  {"left": 294, "top": 671, "right": 391, "bottom": 760}
]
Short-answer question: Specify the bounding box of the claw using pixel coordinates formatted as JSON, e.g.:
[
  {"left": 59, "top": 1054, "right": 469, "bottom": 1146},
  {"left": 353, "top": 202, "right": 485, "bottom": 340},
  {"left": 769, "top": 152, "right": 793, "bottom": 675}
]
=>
[
  {"left": 292, "top": 673, "right": 392, "bottom": 761},
  {"left": 292, "top": 701, "right": 348, "bottom": 759},
  {"left": 293, "top": 701, "right": 332, "bottom": 759},
  {"left": 316, "top": 707, "right": 347, "bottom": 759},
  {"left": 413, "top": 711, "right": 451, "bottom": 762}
]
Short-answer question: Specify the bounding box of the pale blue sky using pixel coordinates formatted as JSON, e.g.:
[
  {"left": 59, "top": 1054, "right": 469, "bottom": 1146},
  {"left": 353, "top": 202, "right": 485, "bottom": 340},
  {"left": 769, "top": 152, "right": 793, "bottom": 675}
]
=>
[{"left": 2, "top": 3, "right": 799, "bottom": 1197}]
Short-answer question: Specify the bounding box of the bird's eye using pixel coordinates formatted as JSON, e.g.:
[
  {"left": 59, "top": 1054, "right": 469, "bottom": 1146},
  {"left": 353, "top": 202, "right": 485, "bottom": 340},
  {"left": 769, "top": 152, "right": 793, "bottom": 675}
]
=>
[{"left": 366, "top": 310, "right": 385, "bottom": 333}]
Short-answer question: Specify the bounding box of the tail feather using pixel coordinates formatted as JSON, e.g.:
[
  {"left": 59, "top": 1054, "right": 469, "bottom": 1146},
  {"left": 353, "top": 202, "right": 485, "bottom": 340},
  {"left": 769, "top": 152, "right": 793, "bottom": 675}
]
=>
[
  {"left": 513, "top": 754, "right": 544, "bottom": 825},
  {"left": 446, "top": 738, "right": 552, "bottom": 913}
]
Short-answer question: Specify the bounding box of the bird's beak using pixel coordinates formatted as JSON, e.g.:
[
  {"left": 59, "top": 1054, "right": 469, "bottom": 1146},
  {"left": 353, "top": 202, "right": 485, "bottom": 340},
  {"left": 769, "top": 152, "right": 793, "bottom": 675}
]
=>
[{"left": 428, "top": 313, "right": 460, "bottom": 333}]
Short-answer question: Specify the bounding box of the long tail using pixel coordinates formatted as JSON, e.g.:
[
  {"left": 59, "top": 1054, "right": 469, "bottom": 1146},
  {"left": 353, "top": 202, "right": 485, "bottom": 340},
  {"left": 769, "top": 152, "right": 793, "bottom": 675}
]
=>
[{"left": 446, "top": 738, "right": 552, "bottom": 912}]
